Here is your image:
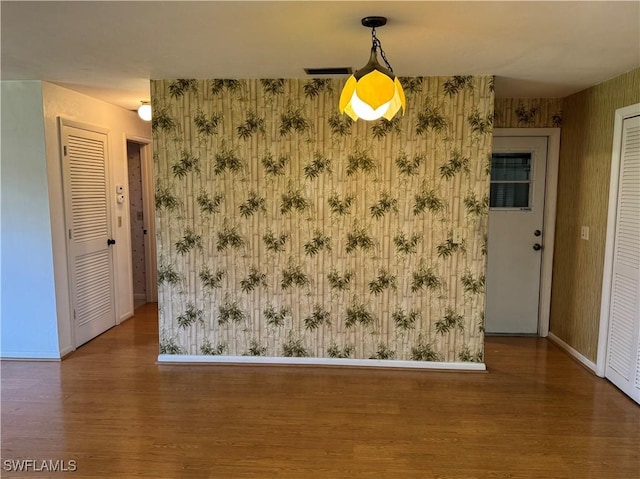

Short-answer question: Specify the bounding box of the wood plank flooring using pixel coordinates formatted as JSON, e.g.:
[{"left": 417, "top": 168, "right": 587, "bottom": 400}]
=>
[{"left": 1, "top": 303, "right": 638, "bottom": 478}]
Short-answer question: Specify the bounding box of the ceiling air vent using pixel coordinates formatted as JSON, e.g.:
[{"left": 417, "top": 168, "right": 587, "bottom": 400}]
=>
[{"left": 304, "top": 67, "right": 352, "bottom": 75}]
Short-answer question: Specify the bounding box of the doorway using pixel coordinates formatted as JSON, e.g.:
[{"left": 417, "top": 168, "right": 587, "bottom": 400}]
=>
[
  {"left": 127, "top": 142, "right": 146, "bottom": 308},
  {"left": 486, "top": 129, "right": 560, "bottom": 336},
  {"left": 126, "top": 139, "right": 157, "bottom": 308}
]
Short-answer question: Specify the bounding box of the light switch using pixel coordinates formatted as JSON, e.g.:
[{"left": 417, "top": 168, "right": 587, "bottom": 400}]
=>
[
  {"left": 453, "top": 228, "right": 463, "bottom": 244},
  {"left": 580, "top": 226, "right": 589, "bottom": 240}
]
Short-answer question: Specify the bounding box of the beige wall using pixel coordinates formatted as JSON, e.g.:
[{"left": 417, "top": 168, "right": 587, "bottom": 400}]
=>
[
  {"left": 550, "top": 68, "right": 640, "bottom": 361},
  {"left": 41, "top": 82, "right": 152, "bottom": 355}
]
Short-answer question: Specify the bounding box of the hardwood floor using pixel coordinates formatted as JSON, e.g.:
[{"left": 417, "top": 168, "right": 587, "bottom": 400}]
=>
[{"left": 2, "top": 303, "right": 638, "bottom": 478}]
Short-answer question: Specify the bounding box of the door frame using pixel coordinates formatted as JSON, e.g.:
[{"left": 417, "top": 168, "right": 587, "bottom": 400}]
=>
[
  {"left": 596, "top": 103, "right": 640, "bottom": 378},
  {"left": 492, "top": 128, "right": 560, "bottom": 337},
  {"left": 125, "top": 135, "right": 157, "bottom": 303},
  {"left": 59, "top": 117, "right": 114, "bottom": 349}
]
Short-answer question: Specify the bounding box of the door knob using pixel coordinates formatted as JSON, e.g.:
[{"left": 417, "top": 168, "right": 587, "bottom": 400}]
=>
[
  {"left": 533, "top": 243, "right": 542, "bottom": 251},
  {"left": 107, "top": 238, "right": 116, "bottom": 246}
]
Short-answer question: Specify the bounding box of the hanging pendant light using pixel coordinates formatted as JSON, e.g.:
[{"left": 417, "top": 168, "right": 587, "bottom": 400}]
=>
[{"left": 339, "top": 16, "right": 406, "bottom": 121}]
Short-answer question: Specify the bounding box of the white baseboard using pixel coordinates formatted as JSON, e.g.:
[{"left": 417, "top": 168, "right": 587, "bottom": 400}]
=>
[
  {"left": 0, "top": 351, "right": 61, "bottom": 360},
  {"left": 157, "top": 354, "right": 487, "bottom": 371},
  {"left": 59, "top": 345, "right": 75, "bottom": 358},
  {"left": 547, "top": 332, "right": 597, "bottom": 373},
  {"left": 118, "top": 311, "right": 134, "bottom": 324}
]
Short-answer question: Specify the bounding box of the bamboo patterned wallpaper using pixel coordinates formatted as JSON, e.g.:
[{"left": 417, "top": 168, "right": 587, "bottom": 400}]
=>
[
  {"left": 550, "top": 68, "right": 639, "bottom": 361},
  {"left": 152, "top": 76, "right": 494, "bottom": 362},
  {"left": 494, "top": 98, "right": 563, "bottom": 128}
]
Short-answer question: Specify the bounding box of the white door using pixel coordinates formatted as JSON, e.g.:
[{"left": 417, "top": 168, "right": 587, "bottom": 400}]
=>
[
  {"left": 605, "top": 114, "right": 640, "bottom": 403},
  {"left": 61, "top": 123, "right": 116, "bottom": 347},
  {"left": 485, "top": 136, "right": 548, "bottom": 334}
]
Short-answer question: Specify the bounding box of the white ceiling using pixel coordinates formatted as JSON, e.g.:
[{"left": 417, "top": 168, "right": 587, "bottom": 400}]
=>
[{"left": 2, "top": 1, "right": 639, "bottom": 111}]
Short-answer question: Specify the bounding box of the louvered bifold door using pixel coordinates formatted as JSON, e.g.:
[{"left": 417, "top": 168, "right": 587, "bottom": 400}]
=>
[
  {"left": 606, "top": 115, "right": 640, "bottom": 404},
  {"left": 61, "top": 124, "right": 115, "bottom": 347}
]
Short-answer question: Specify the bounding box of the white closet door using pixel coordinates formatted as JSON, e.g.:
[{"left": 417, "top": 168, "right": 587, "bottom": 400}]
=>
[
  {"left": 605, "top": 114, "right": 640, "bottom": 403},
  {"left": 61, "top": 123, "right": 116, "bottom": 347}
]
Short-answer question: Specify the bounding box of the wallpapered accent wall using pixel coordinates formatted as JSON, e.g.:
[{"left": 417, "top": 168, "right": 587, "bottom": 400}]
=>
[
  {"left": 494, "top": 98, "right": 563, "bottom": 128},
  {"left": 152, "top": 76, "right": 494, "bottom": 362},
  {"left": 550, "top": 68, "right": 639, "bottom": 361}
]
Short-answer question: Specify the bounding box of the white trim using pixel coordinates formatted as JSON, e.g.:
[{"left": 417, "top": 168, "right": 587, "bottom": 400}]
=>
[
  {"left": 56, "top": 117, "right": 76, "bottom": 351},
  {"left": 0, "top": 351, "right": 61, "bottom": 360},
  {"left": 118, "top": 309, "right": 133, "bottom": 324},
  {"left": 548, "top": 332, "right": 597, "bottom": 373},
  {"left": 597, "top": 103, "right": 640, "bottom": 377},
  {"left": 492, "top": 128, "right": 560, "bottom": 337},
  {"left": 126, "top": 135, "right": 151, "bottom": 145},
  {"left": 157, "top": 355, "right": 487, "bottom": 371},
  {"left": 59, "top": 345, "right": 75, "bottom": 358},
  {"left": 58, "top": 118, "right": 110, "bottom": 135}
]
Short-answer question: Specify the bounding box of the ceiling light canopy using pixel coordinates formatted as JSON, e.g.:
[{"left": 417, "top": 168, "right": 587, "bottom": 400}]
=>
[
  {"left": 138, "top": 101, "right": 152, "bottom": 121},
  {"left": 339, "top": 16, "right": 406, "bottom": 122}
]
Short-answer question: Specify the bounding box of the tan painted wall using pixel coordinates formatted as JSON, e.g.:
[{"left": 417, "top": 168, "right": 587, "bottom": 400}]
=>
[
  {"left": 41, "top": 81, "right": 152, "bottom": 354},
  {"left": 550, "top": 68, "right": 640, "bottom": 361}
]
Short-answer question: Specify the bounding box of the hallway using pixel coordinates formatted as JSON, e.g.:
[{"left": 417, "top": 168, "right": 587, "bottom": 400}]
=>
[{"left": 1, "top": 303, "right": 638, "bottom": 478}]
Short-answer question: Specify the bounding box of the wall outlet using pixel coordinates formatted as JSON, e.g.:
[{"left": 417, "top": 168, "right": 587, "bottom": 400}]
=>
[
  {"left": 453, "top": 228, "right": 463, "bottom": 244},
  {"left": 580, "top": 226, "right": 589, "bottom": 240}
]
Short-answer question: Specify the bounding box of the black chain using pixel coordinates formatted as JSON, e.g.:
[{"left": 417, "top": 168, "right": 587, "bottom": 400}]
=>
[{"left": 371, "top": 27, "right": 394, "bottom": 73}]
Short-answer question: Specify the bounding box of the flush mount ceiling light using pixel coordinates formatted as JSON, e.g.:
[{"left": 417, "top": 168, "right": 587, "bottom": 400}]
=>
[
  {"left": 339, "top": 16, "right": 406, "bottom": 121},
  {"left": 137, "top": 101, "right": 152, "bottom": 121}
]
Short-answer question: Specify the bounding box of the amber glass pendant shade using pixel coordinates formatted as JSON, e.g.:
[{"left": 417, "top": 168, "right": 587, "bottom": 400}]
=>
[{"left": 339, "top": 17, "right": 406, "bottom": 121}]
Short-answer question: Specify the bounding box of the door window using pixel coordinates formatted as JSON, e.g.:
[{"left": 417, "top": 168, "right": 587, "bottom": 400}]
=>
[{"left": 490, "top": 152, "right": 532, "bottom": 208}]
